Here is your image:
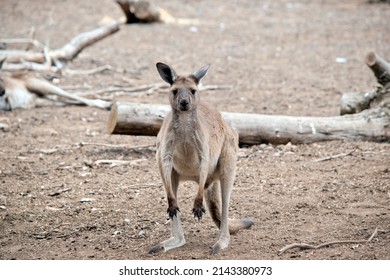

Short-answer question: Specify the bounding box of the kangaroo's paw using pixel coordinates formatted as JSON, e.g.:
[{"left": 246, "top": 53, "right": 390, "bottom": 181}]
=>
[
  {"left": 192, "top": 205, "right": 206, "bottom": 220},
  {"left": 167, "top": 206, "right": 180, "bottom": 219}
]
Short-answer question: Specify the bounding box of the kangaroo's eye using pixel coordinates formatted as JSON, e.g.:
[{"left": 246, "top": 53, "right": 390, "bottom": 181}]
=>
[
  {"left": 172, "top": 89, "right": 178, "bottom": 96},
  {"left": 191, "top": 89, "right": 196, "bottom": 95}
]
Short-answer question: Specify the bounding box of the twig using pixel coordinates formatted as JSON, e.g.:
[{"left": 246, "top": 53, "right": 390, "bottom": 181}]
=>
[
  {"left": 199, "top": 84, "right": 233, "bottom": 91},
  {"left": 24, "top": 76, "right": 112, "bottom": 109},
  {"left": 0, "top": 38, "right": 45, "bottom": 49},
  {"left": 2, "top": 61, "right": 58, "bottom": 72},
  {"left": 94, "top": 159, "right": 148, "bottom": 167},
  {"left": 313, "top": 149, "right": 355, "bottom": 162},
  {"left": 64, "top": 64, "right": 112, "bottom": 75},
  {"left": 362, "top": 151, "right": 390, "bottom": 156},
  {"left": 278, "top": 227, "right": 378, "bottom": 255},
  {"left": 50, "top": 21, "right": 120, "bottom": 62},
  {"left": 85, "top": 83, "right": 167, "bottom": 96},
  {"left": 120, "top": 182, "right": 162, "bottom": 189},
  {"left": 79, "top": 142, "right": 154, "bottom": 150},
  {"left": 47, "top": 188, "right": 72, "bottom": 197}
]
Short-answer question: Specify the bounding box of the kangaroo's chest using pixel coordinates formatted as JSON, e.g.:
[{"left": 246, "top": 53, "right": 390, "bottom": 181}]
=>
[{"left": 172, "top": 138, "right": 202, "bottom": 178}]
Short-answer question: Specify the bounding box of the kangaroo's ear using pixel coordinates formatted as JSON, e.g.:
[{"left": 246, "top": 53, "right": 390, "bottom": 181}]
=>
[
  {"left": 156, "top": 62, "right": 177, "bottom": 85},
  {"left": 0, "top": 58, "right": 5, "bottom": 70},
  {"left": 192, "top": 64, "right": 210, "bottom": 84}
]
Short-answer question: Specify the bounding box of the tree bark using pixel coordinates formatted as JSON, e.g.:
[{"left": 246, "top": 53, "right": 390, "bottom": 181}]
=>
[{"left": 107, "top": 101, "right": 390, "bottom": 145}]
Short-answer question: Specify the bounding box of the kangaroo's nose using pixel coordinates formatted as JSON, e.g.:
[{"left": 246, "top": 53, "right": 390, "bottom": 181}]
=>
[{"left": 179, "top": 99, "right": 189, "bottom": 111}]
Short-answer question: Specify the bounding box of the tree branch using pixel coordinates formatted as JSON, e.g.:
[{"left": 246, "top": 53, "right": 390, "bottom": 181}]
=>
[
  {"left": 0, "top": 22, "right": 120, "bottom": 70},
  {"left": 278, "top": 227, "right": 378, "bottom": 255}
]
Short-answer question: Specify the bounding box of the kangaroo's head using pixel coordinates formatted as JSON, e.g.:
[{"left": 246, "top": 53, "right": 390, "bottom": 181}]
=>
[{"left": 156, "top": 62, "right": 210, "bottom": 112}]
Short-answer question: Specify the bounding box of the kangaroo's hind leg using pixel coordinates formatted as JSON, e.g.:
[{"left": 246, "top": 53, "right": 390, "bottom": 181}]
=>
[
  {"left": 205, "top": 181, "right": 254, "bottom": 236},
  {"left": 149, "top": 170, "right": 186, "bottom": 254}
]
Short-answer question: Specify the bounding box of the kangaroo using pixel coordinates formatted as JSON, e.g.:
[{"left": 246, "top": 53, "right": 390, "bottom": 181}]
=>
[
  {"left": 0, "top": 59, "right": 110, "bottom": 111},
  {"left": 149, "top": 62, "right": 253, "bottom": 255},
  {"left": 0, "top": 59, "right": 37, "bottom": 111}
]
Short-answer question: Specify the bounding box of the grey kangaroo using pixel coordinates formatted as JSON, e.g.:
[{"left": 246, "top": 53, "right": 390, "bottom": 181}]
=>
[{"left": 149, "top": 62, "right": 253, "bottom": 255}]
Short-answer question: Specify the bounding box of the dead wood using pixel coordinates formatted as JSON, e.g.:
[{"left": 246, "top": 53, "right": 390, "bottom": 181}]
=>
[
  {"left": 79, "top": 141, "right": 154, "bottom": 150},
  {"left": 278, "top": 227, "right": 378, "bottom": 255},
  {"left": 24, "top": 77, "right": 112, "bottom": 109},
  {"left": 365, "top": 52, "right": 390, "bottom": 86},
  {"left": 108, "top": 52, "right": 390, "bottom": 145},
  {"left": 115, "top": 0, "right": 198, "bottom": 25},
  {"left": 115, "top": 0, "right": 161, "bottom": 23},
  {"left": 0, "top": 38, "right": 46, "bottom": 50},
  {"left": 313, "top": 149, "right": 355, "bottom": 162},
  {"left": 340, "top": 52, "right": 389, "bottom": 115},
  {"left": 107, "top": 101, "right": 390, "bottom": 145},
  {"left": 108, "top": 53, "right": 390, "bottom": 145},
  {"left": 0, "top": 22, "right": 120, "bottom": 70},
  {"left": 2, "top": 60, "right": 58, "bottom": 72},
  {"left": 94, "top": 158, "right": 147, "bottom": 167},
  {"left": 340, "top": 90, "right": 378, "bottom": 115}
]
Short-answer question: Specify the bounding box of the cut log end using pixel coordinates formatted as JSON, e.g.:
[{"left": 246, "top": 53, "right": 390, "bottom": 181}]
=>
[
  {"left": 107, "top": 102, "right": 119, "bottom": 134},
  {"left": 365, "top": 51, "right": 377, "bottom": 67},
  {"left": 365, "top": 52, "right": 390, "bottom": 86}
]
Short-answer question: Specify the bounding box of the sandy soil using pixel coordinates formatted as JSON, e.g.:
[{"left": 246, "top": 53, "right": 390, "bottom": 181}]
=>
[{"left": 0, "top": 0, "right": 389, "bottom": 260}]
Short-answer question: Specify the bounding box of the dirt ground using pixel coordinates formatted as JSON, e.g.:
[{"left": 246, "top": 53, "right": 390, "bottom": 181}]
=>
[{"left": 0, "top": 0, "right": 389, "bottom": 260}]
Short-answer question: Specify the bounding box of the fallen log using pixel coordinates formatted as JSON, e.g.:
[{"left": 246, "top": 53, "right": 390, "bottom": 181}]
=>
[
  {"left": 0, "top": 21, "right": 120, "bottom": 70},
  {"left": 108, "top": 52, "right": 390, "bottom": 145},
  {"left": 107, "top": 101, "right": 390, "bottom": 145}
]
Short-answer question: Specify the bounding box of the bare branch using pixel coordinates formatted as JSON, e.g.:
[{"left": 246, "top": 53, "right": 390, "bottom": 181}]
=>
[
  {"left": 64, "top": 65, "right": 112, "bottom": 75},
  {"left": 278, "top": 227, "right": 379, "bottom": 255},
  {"left": 0, "top": 22, "right": 120, "bottom": 66},
  {"left": 79, "top": 141, "right": 154, "bottom": 150},
  {"left": 0, "top": 38, "right": 45, "bottom": 49},
  {"left": 313, "top": 149, "right": 355, "bottom": 162}
]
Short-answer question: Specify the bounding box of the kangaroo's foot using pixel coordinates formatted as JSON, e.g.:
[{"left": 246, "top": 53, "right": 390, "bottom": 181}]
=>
[
  {"left": 149, "top": 235, "right": 186, "bottom": 254},
  {"left": 210, "top": 233, "right": 230, "bottom": 255}
]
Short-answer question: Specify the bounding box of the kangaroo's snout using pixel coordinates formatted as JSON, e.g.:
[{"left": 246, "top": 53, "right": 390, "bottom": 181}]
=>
[{"left": 179, "top": 99, "right": 189, "bottom": 111}]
